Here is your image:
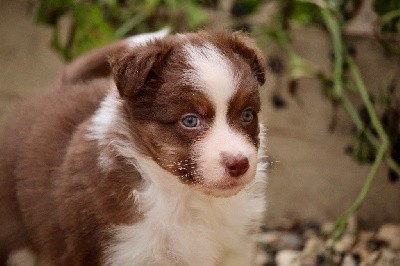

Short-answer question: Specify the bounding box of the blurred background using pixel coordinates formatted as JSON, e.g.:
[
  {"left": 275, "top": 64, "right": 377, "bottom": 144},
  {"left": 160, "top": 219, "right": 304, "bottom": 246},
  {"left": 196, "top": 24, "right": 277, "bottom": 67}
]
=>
[{"left": 1, "top": 0, "right": 399, "bottom": 264}]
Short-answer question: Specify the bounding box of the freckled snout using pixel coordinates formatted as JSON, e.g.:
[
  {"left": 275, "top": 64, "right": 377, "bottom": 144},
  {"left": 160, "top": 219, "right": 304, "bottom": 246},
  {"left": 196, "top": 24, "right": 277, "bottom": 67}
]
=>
[{"left": 222, "top": 155, "right": 249, "bottom": 178}]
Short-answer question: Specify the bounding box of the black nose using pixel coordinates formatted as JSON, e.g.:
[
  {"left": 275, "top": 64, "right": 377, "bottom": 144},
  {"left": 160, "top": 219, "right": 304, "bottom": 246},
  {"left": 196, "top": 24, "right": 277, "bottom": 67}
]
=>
[{"left": 224, "top": 156, "right": 249, "bottom": 178}]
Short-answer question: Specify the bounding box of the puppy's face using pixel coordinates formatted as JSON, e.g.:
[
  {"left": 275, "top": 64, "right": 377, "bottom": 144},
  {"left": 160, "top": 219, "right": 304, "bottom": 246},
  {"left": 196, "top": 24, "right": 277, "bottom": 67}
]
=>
[{"left": 111, "top": 32, "right": 265, "bottom": 197}]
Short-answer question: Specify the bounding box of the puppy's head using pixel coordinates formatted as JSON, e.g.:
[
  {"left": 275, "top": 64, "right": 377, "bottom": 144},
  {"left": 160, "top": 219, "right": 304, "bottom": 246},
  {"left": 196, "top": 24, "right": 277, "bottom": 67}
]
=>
[{"left": 110, "top": 31, "right": 265, "bottom": 197}]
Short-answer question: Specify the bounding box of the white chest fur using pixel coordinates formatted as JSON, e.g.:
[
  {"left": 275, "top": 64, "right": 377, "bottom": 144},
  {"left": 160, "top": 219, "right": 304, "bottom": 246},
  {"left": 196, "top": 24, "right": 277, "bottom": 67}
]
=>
[
  {"left": 88, "top": 90, "right": 267, "bottom": 265},
  {"left": 104, "top": 156, "right": 266, "bottom": 266}
]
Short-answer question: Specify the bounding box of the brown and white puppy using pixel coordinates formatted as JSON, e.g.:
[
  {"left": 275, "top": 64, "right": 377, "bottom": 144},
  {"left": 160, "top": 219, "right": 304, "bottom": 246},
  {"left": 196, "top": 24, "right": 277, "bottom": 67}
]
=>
[{"left": 0, "top": 30, "right": 267, "bottom": 265}]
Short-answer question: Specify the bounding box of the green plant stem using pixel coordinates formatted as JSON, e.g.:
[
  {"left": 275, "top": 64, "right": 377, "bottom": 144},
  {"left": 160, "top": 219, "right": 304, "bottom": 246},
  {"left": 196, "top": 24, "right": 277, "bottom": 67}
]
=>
[
  {"left": 320, "top": 3, "right": 392, "bottom": 240},
  {"left": 341, "top": 93, "right": 400, "bottom": 176},
  {"left": 333, "top": 141, "right": 388, "bottom": 240},
  {"left": 273, "top": 19, "right": 400, "bottom": 176},
  {"left": 380, "top": 9, "right": 400, "bottom": 25},
  {"left": 320, "top": 7, "right": 343, "bottom": 99},
  {"left": 333, "top": 56, "right": 390, "bottom": 240},
  {"left": 348, "top": 57, "right": 388, "bottom": 142}
]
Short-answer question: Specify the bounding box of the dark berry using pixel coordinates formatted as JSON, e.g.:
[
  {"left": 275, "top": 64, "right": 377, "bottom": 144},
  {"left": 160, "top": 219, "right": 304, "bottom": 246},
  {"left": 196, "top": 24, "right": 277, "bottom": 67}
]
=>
[
  {"left": 388, "top": 170, "right": 399, "bottom": 183},
  {"left": 343, "top": 61, "right": 349, "bottom": 72},
  {"left": 344, "top": 145, "right": 354, "bottom": 155},
  {"left": 267, "top": 56, "right": 285, "bottom": 75},
  {"left": 388, "top": 84, "right": 396, "bottom": 94},
  {"left": 347, "top": 45, "right": 357, "bottom": 57},
  {"left": 329, "top": 51, "right": 334, "bottom": 62},
  {"left": 271, "top": 93, "right": 286, "bottom": 109},
  {"left": 359, "top": 106, "right": 370, "bottom": 126},
  {"left": 288, "top": 80, "right": 299, "bottom": 96},
  {"left": 231, "top": 2, "right": 247, "bottom": 17}
]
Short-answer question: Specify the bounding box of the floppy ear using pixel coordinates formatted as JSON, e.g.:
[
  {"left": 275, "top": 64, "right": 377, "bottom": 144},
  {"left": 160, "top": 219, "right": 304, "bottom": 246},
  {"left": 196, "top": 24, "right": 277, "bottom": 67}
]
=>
[
  {"left": 109, "top": 42, "right": 172, "bottom": 98},
  {"left": 228, "top": 32, "right": 266, "bottom": 85}
]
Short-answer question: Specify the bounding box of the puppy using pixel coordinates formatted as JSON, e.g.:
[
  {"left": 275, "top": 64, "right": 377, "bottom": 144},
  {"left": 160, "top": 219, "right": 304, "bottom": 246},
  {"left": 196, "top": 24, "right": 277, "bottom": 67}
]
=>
[{"left": 0, "top": 30, "right": 267, "bottom": 265}]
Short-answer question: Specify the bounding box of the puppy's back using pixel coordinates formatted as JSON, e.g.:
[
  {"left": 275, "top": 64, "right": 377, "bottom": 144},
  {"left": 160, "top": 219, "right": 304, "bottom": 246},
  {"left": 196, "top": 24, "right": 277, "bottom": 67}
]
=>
[{"left": 0, "top": 79, "right": 109, "bottom": 264}]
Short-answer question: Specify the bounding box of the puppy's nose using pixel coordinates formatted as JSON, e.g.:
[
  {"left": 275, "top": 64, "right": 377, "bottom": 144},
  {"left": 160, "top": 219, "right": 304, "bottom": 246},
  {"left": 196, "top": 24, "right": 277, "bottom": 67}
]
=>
[{"left": 224, "top": 156, "right": 249, "bottom": 178}]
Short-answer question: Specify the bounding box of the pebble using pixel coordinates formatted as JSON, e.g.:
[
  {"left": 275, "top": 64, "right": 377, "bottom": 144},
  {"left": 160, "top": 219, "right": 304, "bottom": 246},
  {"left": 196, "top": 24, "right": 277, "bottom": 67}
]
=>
[
  {"left": 376, "top": 248, "right": 399, "bottom": 265},
  {"left": 364, "top": 251, "right": 380, "bottom": 265},
  {"left": 334, "top": 234, "right": 355, "bottom": 253},
  {"left": 277, "top": 233, "right": 304, "bottom": 250},
  {"left": 342, "top": 254, "right": 357, "bottom": 266},
  {"left": 258, "top": 231, "right": 281, "bottom": 245},
  {"left": 275, "top": 250, "right": 301, "bottom": 266},
  {"left": 256, "top": 221, "right": 400, "bottom": 266},
  {"left": 358, "top": 230, "right": 374, "bottom": 245},
  {"left": 346, "top": 215, "right": 358, "bottom": 234},
  {"left": 258, "top": 231, "right": 304, "bottom": 250},
  {"left": 302, "top": 237, "right": 325, "bottom": 259},
  {"left": 376, "top": 224, "right": 400, "bottom": 250},
  {"left": 321, "top": 221, "right": 334, "bottom": 236},
  {"left": 254, "top": 248, "right": 269, "bottom": 266}
]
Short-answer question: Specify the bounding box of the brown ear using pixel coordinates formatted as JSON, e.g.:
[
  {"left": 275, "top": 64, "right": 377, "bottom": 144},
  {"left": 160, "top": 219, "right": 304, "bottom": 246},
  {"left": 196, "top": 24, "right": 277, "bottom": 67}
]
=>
[
  {"left": 109, "top": 42, "right": 172, "bottom": 98},
  {"left": 228, "top": 32, "right": 266, "bottom": 85}
]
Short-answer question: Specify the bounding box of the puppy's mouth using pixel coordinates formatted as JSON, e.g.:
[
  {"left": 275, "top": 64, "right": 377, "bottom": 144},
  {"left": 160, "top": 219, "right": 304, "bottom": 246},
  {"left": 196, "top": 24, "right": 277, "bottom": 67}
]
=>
[
  {"left": 192, "top": 173, "right": 254, "bottom": 198},
  {"left": 193, "top": 182, "right": 245, "bottom": 197}
]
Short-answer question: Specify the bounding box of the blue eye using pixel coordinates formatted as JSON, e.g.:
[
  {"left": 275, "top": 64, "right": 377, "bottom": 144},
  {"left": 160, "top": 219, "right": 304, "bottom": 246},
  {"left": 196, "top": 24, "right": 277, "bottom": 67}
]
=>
[
  {"left": 181, "top": 115, "right": 200, "bottom": 128},
  {"left": 241, "top": 109, "right": 254, "bottom": 123}
]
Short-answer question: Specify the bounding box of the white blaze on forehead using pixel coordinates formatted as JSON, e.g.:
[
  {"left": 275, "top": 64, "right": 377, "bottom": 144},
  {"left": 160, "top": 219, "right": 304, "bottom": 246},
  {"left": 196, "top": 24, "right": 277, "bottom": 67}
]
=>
[
  {"left": 183, "top": 42, "right": 257, "bottom": 186},
  {"left": 182, "top": 43, "right": 239, "bottom": 107}
]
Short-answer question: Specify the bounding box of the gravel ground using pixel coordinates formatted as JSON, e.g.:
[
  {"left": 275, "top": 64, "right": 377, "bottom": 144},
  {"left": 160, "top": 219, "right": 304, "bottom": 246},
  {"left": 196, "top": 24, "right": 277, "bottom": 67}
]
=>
[{"left": 255, "top": 217, "right": 400, "bottom": 265}]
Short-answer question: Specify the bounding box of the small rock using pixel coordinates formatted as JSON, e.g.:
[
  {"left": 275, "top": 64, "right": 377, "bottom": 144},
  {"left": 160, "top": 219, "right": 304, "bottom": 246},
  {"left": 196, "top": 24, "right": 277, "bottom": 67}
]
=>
[
  {"left": 346, "top": 215, "right": 358, "bottom": 234},
  {"left": 275, "top": 250, "right": 301, "bottom": 266},
  {"left": 358, "top": 230, "right": 374, "bottom": 245},
  {"left": 375, "top": 248, "right": 398, "bottom": 265},
  {"left": 334, "top": 234, "right": 355, "bottom": 253},
  {"left": 254, "top": 248, "right": 269, "bottom": 266},
  {"left": 364, "top": 251, "right": 380, "bottom": 265},
  {"left": 258, "top": 231, "right": 281, "bottom": 246},
  {"left": 342, "top": 254, "right": 356, "bottom": 266},
  {"left": 277, "top": 233, "right": 304, "bottom": 250},
  {"left": 352, "top": 244, "right": 370, "bottom": 262},
  {"left": 331, "top": 253, "right": 343, "bottom": 264},
  {"left": 376, "top": 224, "right": 400, "bottom": 250},
  {"left": 321, "top": 221, "right": 334, "bottom": 236},
  {"left": 302, "top": 237, "right": 325, "bottom": 259}
]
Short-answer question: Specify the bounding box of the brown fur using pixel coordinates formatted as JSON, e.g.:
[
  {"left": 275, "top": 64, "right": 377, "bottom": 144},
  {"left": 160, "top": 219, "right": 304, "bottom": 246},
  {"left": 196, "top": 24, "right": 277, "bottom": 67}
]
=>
[
  {"left": 0, "top": 80, "right": 143, "bottom": 264},
  {"left": 0, "top": 31, "right": 265, "bottom": 265},
  {"left": 110, "top": 32, "right": 264, "bottom": 184}
]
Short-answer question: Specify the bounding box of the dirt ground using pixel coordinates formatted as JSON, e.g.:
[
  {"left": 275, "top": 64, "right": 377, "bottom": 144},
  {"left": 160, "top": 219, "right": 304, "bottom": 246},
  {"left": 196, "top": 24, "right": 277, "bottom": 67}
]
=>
[{"left": 1, "top": 0, "right": 399, "bottom": 229}]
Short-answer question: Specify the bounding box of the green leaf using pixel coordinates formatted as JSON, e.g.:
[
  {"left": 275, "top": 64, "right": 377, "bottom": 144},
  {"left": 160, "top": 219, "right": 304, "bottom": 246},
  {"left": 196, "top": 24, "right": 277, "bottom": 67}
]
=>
[
  {"left": 374, "top": 0, "right": 400, "bottom": 33},
  {"left": 36, "top": 0, "right": 73, "bottom": 25},
  {"left": 71, "top": 4, "right": 117, "bottom": 59},
  {"left": 181, "top": 0, "right": 208, "bottom": 29},
  {"left": 373, "top": 0, "right": 400, "bottom": 16},
  {"left": 289, "top": 2, "right": 322, "bottom": 25}
]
